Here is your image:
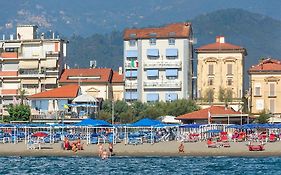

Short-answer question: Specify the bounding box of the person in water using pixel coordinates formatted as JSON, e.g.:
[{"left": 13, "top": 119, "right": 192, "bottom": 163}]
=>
[{"left": 98, "top": 143, "right": 104, "bottom": 157}]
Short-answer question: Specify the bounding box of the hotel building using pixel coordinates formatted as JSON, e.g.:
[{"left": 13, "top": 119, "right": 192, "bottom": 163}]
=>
[
  {"left": 123, "top": 23, "right": 194, "bottom": 103},
  {"left": 248, "top": 58, "right": 281, "bottom": 118},
  {"left": 195, "top": 36, "right": 247, "bottom": 109},
  {"left": 0, "top": 25, "right": 67, "bottom": 116}
]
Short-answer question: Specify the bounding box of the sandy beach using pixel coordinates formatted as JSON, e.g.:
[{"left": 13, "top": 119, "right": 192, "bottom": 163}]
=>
[{"left": 0, "top": 141, "right": 281, "bottom": 157}]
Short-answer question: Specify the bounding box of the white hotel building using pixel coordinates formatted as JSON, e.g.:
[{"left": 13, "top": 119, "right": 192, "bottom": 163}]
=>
[
  {"left": 0, "top": 25, "right": 67, "bottom": 116},
  {"left": 123, "top": 23, "right": 194, "bottom": 103}
]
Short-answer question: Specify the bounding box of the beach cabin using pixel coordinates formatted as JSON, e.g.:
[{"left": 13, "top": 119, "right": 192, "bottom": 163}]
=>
[
  {"left": 28, "top": 84, "right": 82, "bottom": 123},
  {"left": 176, "top": 106, "right": 250, "bottom": 125}
]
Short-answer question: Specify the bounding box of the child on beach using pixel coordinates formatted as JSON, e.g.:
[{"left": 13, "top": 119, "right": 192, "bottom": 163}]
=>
[
  {"left": 101, "top": 149, "right": 108, "bottom": 160},
  {"left": 178, "top": 141, "right": 184, "bottom": 153}
]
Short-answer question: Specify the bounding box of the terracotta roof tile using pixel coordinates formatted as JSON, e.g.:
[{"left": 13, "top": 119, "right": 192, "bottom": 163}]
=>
[
  {"left": 249, "top": 58, "right": 281, "bottom": 72},
  {"left": 195, "top": 36, "right": 246, "bottom": 54},
  {"left": 176, "top": 106, "right": 241, "bottom": 120},
  {"left": 112, "top": 71, "right": 124, "bottom": 83},
  {"left": 59, "top": 68, "right": 112, "bottom": 83},
  {"left": 28, "top": 84, "right": 79, "bottom": 99},
  {"left": 124, "top": 23, "right": 192, "bottom": 40}
]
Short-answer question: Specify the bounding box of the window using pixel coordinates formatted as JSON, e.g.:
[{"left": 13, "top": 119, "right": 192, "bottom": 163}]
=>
[
  {"left": 129, "top": 40, "right": 136, "bottom": 47},
  {"left": 147, "top": 93, "right": 159, "bottom": 102},
  {"left": 165, "top": 93, "right": 178, "bottom": 102},
  {"left": 166, "top": 69, "right": 178, "bottom": 79},
  {"left": 269, "top": 99, "right": 275, "bottom": 113},
  {"left": 256, "top": 99, "right": 264, "bottom": 110},
  {"left": 227, "top": 64, "right": 233, "bottom": 75},
  {"left": 149, "top": 38, "right": 156, "bottom": 45},
  {"left": 168, "top": 38, "right": 175, "bottom": 45},
  {"left": 5, "top": 48, "right": 17, "bottom": 52},
  {"left": 0, "top": 81, "right": 2, "bottom": 88},
  {"left": 23, "top": 84, "right": 39, "bottom": 88},
  {"left": 269, "top": 83, "right": 275, "bottom": 97},
  {"left": 227, "top": 79, "right": 233, "bottom": 86},
  {"left": 147, "top": 69, "right": 159, "bottom": 79},
  {"left": 208, "top": 78, "right": 214, "bottom": 86},
  {"left": 208, "top": 64, "right": 214, "bottom": 75},
  {"left": 254, "top": 83, "right": 261, "bottom": 96}
]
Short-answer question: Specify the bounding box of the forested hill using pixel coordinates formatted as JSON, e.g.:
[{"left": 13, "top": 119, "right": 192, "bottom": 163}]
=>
[{"left": 67, "top": 9, "right": 281, "bottom": 73}]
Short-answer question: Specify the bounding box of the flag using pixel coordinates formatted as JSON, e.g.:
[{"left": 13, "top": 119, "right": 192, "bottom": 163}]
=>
[
  {"left": 131, "top": 59, "right": 138, "bottom": 68},
  {"left": 208, "top": 110, "right": 212, "bottom": 124}
]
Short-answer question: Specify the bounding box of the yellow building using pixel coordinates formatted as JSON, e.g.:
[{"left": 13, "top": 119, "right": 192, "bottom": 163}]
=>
[
  {"left": 195, "top": 36, "right": 247, "bottom": 110},
  {"left": 248, "top": 58, "right": 281, "bottom": 118}
]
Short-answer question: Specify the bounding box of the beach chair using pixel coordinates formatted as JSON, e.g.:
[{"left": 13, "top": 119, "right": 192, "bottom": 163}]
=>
[
  {"left": 248, "top": 144, "right": 265, "bottom": 151},
  {"left": 207, "top": 139, "right": 218, "bottom": 148}
]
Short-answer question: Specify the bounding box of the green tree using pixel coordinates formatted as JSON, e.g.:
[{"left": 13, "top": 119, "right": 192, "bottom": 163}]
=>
[
  {"left": 5, "top": 104, "right": 31, "bottom": 122},
  {"left": 218, "top": 87, "right": 225, "bottom": 102},
  {"left": 225, "top": 88, "right": 233, "bottom": 104},
  {"left": 204, "top": 88, "right": 214, "bottom": 103},
  {"left": 19, "top": 89, "right": 26, "bottom": 105},
  {"left": 255, "top": 110, "right": 270, "bottom": 124}
]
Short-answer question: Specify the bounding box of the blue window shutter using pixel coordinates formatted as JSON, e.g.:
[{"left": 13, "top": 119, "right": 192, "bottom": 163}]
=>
[
  {"left": 125, "top": 92, "right": 138, "bottom": 100},
  {"left": 147, "top": 69, "right": 159, "bottom": 77},
  {"left": 147, "top": 49, "right": 159, "bottom": 57},
  {"left": 165, "top": 93, "right": 178, "bottom": 101},
  {"left": 126, "top": 50, "right": 138, "bottom": 58},
  {"left": 125, "top": 70, "right": 138, "bottom": 78},
  {"left": 166, "top": 48, "right": 178, "bottom": 57},
  {"left": 147, "top": 93, "right": 159, "bottom": 102},
  {"left": 165, "top": 69, "right": 178, "bottom": 77}
]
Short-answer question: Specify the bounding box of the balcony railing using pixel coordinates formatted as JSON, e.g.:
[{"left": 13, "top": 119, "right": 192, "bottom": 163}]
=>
[
  {"left": 143, "top": 80, "right": 182, "bottom": 89},
  {"left": 143, "top": 60, "right": 182, "bottom": 68},
  {"left": 18, "top": 70, "right": 45, "bottom": 77},
  {"left": 125, "top": 81, "right": 138, "bottom": 89},
  {"left": 46, "top": 51, "right": 59, "bottom": 57}
]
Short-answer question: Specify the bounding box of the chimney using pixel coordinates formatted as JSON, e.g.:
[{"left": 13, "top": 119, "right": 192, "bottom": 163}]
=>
[
  {"left": 118, "top": 67, "right": 123, "bottom": 75},
  {"left": 216, "top": 36, "right": 225, "bottom": 43}
]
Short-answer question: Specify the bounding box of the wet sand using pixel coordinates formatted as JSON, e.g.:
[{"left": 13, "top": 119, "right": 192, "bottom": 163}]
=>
[{"left": 0, "top": 141, "right": 281, "bottom": 157}]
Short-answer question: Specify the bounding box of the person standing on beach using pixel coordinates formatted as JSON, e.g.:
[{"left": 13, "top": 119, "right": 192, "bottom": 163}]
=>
[
  {"left": 178, "top": 141, "right": 185, "bottom": 153},
  {"left": 108, "top": 143, "right": 114, "bottom": 156},
  {"left": 98, "top": 143, "right": 104, "bottom": 157}
]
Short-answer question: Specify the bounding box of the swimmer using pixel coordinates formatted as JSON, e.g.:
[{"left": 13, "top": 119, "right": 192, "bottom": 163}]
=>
[{"left": 101, "top": 149, "right": 108, "bottom": 160}]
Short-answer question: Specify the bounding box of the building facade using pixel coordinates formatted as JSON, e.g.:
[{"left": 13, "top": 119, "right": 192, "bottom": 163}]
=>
[
  {"left": 123, "top": 23, "right": 194, "bottom": 103},
  {"left": 248, "top": 58, "right": 281, "bottom": 118},
  {"left": 0, "top": 25, "right": 67, "bottom": 116},
  {"left": 59, "top": 68, "right": 124, "bottom": 101},
  {"left": 195, "top": 36, "right": 247, "bottom": 108}
]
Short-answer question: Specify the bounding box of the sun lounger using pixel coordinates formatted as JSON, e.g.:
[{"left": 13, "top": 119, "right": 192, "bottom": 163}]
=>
[
  {"left": 248, "top": 144, "right": 265, "bottom": 151},
  {"left": 207, "top": 143, "right": 218, "bottom": 148}
]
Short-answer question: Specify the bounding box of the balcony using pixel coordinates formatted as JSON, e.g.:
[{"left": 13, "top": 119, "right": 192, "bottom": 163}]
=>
[
  {"left": 0, "top": 52, "right": 18, "bottom": 59},
  {"left": 0, "top": 71, "right": 18, "bottom": 77},
  {"left": 143, "top": 80, "right": 182, "bottom": 89},
  {"left": 124, "top": 61, "right": 138, "bottom": 69},
  {"left": 125, "top": 81, "right": 138, "bottom": 89},
  {"left": 18, "top": 70, "right": 45, "bottom": 78},
  {"left": 143, "top": 60, "right": 182, "bottom": 69},
  {"left": 1, "top": 89, "right": 18, "bottom": 96}
]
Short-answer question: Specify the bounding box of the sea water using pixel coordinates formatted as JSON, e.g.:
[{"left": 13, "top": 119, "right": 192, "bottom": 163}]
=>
[{"left": 0, "top": 156, "right": 281, "bottom": 174}]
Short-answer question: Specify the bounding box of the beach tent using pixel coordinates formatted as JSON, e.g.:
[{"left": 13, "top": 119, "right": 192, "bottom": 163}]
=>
[
  {"left": 74, "top": 118, "right": 112, "bottom": 127},
  {"left": 129, "top": 118, "right": 162, "bottom": 127}
]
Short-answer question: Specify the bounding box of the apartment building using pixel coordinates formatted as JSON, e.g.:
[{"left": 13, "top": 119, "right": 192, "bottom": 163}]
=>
[
  {"left": 0, "top": 25, "right": 67, "bottom": 116},
  {"left": 248, "top": 58, "right": 281, "bottom": 117},
  {"left": 195, "top": 36, "right": 247, "bottom": 109},
  {"left": 123, "top": 23, "right": 194, "bottom": 103},
  {"left": 59, "top": 68, "right": 124, "bottom": 101}
]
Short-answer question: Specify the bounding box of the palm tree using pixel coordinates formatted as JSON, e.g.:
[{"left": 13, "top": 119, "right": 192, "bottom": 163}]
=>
[{"left": 19, "top": 89, "right": 26, "bottom": 105}]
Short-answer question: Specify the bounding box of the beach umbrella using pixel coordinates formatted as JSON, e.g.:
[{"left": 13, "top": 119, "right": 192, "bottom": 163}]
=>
[
  {"left": 32, "top": 132, "right": 48, "bottom": 137},
  {"left": 206, "top": 129, "right": 222, "bottom": 133}
]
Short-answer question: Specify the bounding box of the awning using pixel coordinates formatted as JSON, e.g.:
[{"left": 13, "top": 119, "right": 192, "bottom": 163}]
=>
[
  {"left": 4, "top": 42, "right": 21, "bottom": 48},
  {"left": 21, "top": 79, "right": 39, "bottom": 84},
  {"left": 166, "top": 48, "right": 178, "bottom": 57},
  {"left": 147, "top": 49, "right": 159, "bottom": 57},
  {"left": 41, "top": 59, "right": 57, "bottom": 68},
  {"left": 166, "top": 69, "right": 178, "bottom": 77},
  {"left": 42, "top": 78, "right": 57, "bottom": 84},
  {"left": 19, "top": 61, "right": 39, "bottom": 69},
  {"left": 73, "top": 94, "right": 97, "bottom": 103},
  {"left": 147, "top": 93, "right": 159, "bottom": 102},
  {"left": 126, "top": 50, "right": 138, "bottom": 58},
  {"left": 125, "top": 70, "right": 137, "bottom": 77},
  {"left": 147, "top": 69, "right": 159, "bottom": 77}
]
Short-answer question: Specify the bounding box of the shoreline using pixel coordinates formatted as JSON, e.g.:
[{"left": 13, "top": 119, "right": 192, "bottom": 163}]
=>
[{"left": 0, "top": 141, "right": 281, "bottom": 157}]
